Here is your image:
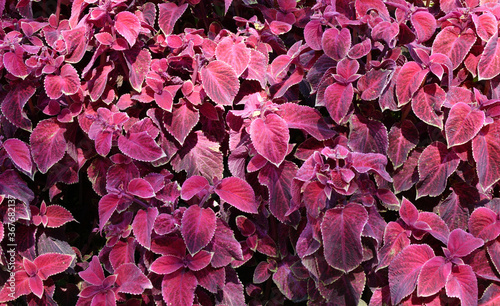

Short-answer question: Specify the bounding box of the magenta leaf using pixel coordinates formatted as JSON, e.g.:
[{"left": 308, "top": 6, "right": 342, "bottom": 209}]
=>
[
  {"left": 438, "top": 190, "right": 470, "bottom": 231},
  {"left": 207, "top": 219, "right": 244, "bottom": 267},
  {"left": 445, "top": 102, "right": 485, "bottom": 147},
  {"left": 272, "top": 260, "right": 308, "bottom": 301},
  {"left": 473, "top": 12, "right": 498, "bottom": 42},
  {"left": 357, "top": 65, "right": 394, "bottom": 101},
  {"left": 201, "top": 60, "right": 239, "bottom": 105},
  {"left": 30, "top": 118, "right": 67, "bottom": 173},
  {"left": 447, "top": 228, "right": 484, "bottom": 258},
  {"left": 321, "top": 203, "right": 368, "bottom": 273},
  {"left": 118, "top": 131, "right": 164, "bottom": 162},
  {"left": 432, "top": 26, "right": 476, "bottom": 69},
  {"left": 181, "top": 205, "right": 217, "bottom": 254},
  {"left": 35, "top": 253, "right": 74, "bottom": 280},
  {"left": 388, "top": 244, "right": 435, "bottom": 305},
  {"left": 417, "top": 256, "right": 451, "bottom": 297},
  {"left": 445, "top": 264, "right": 478, "bottom": 306},
  {"left": 132, "top": 207, "right": 158, "bottom": 249},
  {"left": 61, "top": 26, "right": 88, "bottom": 63},
  {"left": 469, "top": 207, "right": 500, "bottom": 241},
  {"left": 186, "top": 250, "right": 212, "bottom": 271},
  {"left": 249, "top": 113, "right": 289, "bottom": 166},
  {"left": 400, "top": 197, "right": 419, "bottom": 226},
  {"left": 216, "top": 36, "right": 251, "bottom": 77},
  {"left": 115, "top": 263, "right": 153, "bottom": 294},
  {"left": 3, "top": 138, "right": 33, "bottom": 175},
  {"left": 396, "top": 62, "right": 428, "bottom": 106},
  {"left": 44, "top": 64, "right": 80, "bottom": 99},
  {"left": 181, "top": 175, "right": 210, "bottom": 200},
  {"left": 304, "top": 20, "right": 323, "bottom": 50},
  {"left": 163, "top": 102, "right": 199, "bottom": 145},
  {"left": 1, "top": 82, "right": 36, "bottom": 131},
  {"left": 348, "top": 114, "right": 388, "bottom": 155},
  {"left": 412, "top": 83, "right": 445, "bottom": 129},
  {"left": 150, "top": 255, "right": 184, "bottom": 274},
  {"left": 45, "top": 204, "right": 75, "bottom": 228},
  {"left": 245, "top": 49, "right": 268, "bottom": 88},
  {"left": 88, "top": 63, "right": 114, "bottom": 102},
  {"left": 349, "top": 152, "right": 392, "bottom": 182},
  {"left": 416, "top": 142, "right": 460, "bottom": 198},
  {"left": 479, "top": 283, "right": 500, "bottom": 305},
  {"left": 323, "top": 83, "right": 353, "bottom": 125},
  {"left": 417, "top": 212, "right": 450, "bottom": 244},
  {"left": 472, "top": 121, "right": 500, "bottom": 191},
  {"left": 322, "top": 27, "right": 351, "bottom": 60},
  {"left": 411, "top": 11, "right": 436, "bottom": 42},
  {"left": 161, "top": 270, "right": 197, "bottom": 305},
  {"left": 277, "top": 103, "right": 335, "bottom": 141},
  {"left": 79, "top": 256, "right": 104, "bottom": 286},
  {"left": 355, "top": 0, "right": 390, "bottom": 19},
  {"left": 215, "top": 177, "right": 258, "bottom": 214},
  {"left": 195, "top": 266, "right": 225, "bottom": 293},
  {"left": 387, "top": 120, "right": 419, "bottom": 169},
  {"left": 4, "top": 48, "right": 28, "bottom": 79},
  {"left": 115, "top": 11, "right": 140, "bottom": 47},
  {"left": 123, "top": 47, "right": 151, "bottom": 93},
  {"left": 127, "top": 178, "right": 155, "bottom": 198},
  {"left": 377, "top": 222, "right": 411, "bottom": 271},
  {"left": 478, "top": 33, "right": 500, "bottom": 80},
  {"left": 98, "top": 193, "right": 123, "bottom": 231},
  {"left": 158, "top": 2, "right": 188, "bottom": 35}
]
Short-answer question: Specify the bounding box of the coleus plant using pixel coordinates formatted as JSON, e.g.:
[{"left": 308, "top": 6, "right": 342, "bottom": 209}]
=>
[{"left": 4, "top": 0, "right": 500, "bottom": 304}]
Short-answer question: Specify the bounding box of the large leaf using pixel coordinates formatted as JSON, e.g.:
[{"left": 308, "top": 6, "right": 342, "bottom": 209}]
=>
[
  {"left": 201, "top": 60, "right": 239, "bottom": 105},
  {"left": 416, "top": 142, "right": 460, "bottom": 198},
  {"left": 388, "top": 244, "right": 435, "bottom": 305},
  {"left": 417, "top": 256, "right": 451, "bottom": 297},
  {"left": 30, "top": 118, "right": 67, "bottom": 173},
  {"left": 61, "top": 26, "right": 88, "bottom": 63},
  {"left": 277, "top": 103, "right": 335, "bottom": 141},
  {"left": 348, "top": 114, "right": 388, "bottom": 154},
  {"left": 181, "top": 176, "right": 210, "bottom": 200},
  {"left": 3, "top": 138, "right": 33, "bottom": 175},
  {"left": 432, "top": 26, "right": 476, "bottom": 69},
  {"left": 123, "top": 47, "right": 151, "bottom": 93},
  {"left": 411, "top": 11, "right": 437, "bottom": 42},
  {"left": 132, "top": 207, "right": 158, "bottom": 249},
  {"left": 44, "top": 64, "right": 80, "bottom": 99},
  {"left": 161, "top": 270, "right": 197, "bottom": 305},
  {"left": 215, "top": 177, "right": 258, "bottom": 214},
  {"left": 472, "top": 121, "right": 500, "bottom": 191},
  {"left": 35, "top": 253, "right": 74, "bottom": 280},
  {"left": 387, "top": 120, "right": 419, "bottom": 169},
  {"left": 163, "top": 102, "right": 199, "bottom": 145},
  {"left": 206, "top": 219, "right": 244, "bottom": 268},
  {"left": 447, "top": 228, "right": 484, "bottom": 258},
  {"left": 322, "top": 27, "right": 351, "bottom": 60},
  {"left": 3, "top": 48, "right": 28, "bottom": 79},
  {"left": 445, "top": 264, "right": 478, "bottom": 306},
  {"left": 412, "top": 84, "right": 445, "bottom": 129},
  {"left": 216, "top": 36, "right": 251, "bottom": 77},
  {"left": 376, "top": 222, "right": 411, "bottom": 271},
  {"left": 323, "top": 83, "right": 353, "bottom": 125},
  {"left": 321, "top": 203, "right": 368, "bottom": 273},
  {"left": 118, "top": 131, "right": 164, "bottom": 162},
  {"left": 1, "top": 82, "right": 36, "bottom": 131},
  {"left": 445, "top": 102, "right": 485, "bottom": 147},
  {"left": 181, "top": 205, "right": 217, "bottom": 255},
  {"left": 478, "top": 33, "right": 500, "bottom": 80},
  {"left": 469, "top": 207, "right": 500, "bottom": 241},
  {"left": 396, "top": 62, "right": 427, "bottom": 106},
  {"left": 479, "top": 283, "right": 500, "bottom": 305},
  {"left": 115, "top": 263, "right": 153, "bottom": 294},
  {"left": 249, "top": 113, "right": 289, "bottom": 166},
  {"left": 115, "top": 11, "right": 140, "bottom": 47},
  {"left": 158, "top": 2, "right": 188, "bottom": 35}
]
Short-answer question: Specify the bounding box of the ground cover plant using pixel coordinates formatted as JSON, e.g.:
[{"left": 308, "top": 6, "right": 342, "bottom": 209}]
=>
[{"left": 2, "top": 0, "right": 500, "bottom": 304}]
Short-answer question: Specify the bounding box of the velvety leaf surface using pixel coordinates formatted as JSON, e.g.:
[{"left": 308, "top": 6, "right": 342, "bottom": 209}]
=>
[
  {"left": 277, "top": 103, "right": 335, "bottom": 141},
  {"left": 348, "top": 114, "right": 388, "bottom": 154},
  {"left": 132, "top": 207, "right": 158, "bottom": 249},
  {"left": 216, "top": 37, "right": 251, "bottom": 77},
  {"left": 249, "top": 113, "right": 289, "bottom": 166},
  {"left": 387, "top": 120, "right": 419, "bottom": 169},
  {"left": 322, "top": 27, "right": 351, "bottom": 61},
  {"left": 389, "top": 244, "right": 435, "bottom": 305},
  {"left": 412, "top": 84, "right": 445, "bottom": 129},
  {"left": 1, "top": 82, "right": 36, "bottom": 131},
  {"left": 396, "top": 62, "right": 427, "bottom": 106},
  {"left": 432, "top": 26, "right": 476, "bottom": 69},
  {"left": 30, "top": 118, "right": 67, "bottom": 173},
  {"left": 181, "top": 205, "right": 217, "bottom": 255},
  {"left": 201, "top": 60, "right": 239, "bottom": 105},
  {"left": 118, "top": 132, "right": 164, "bottom": 162},
  {"left": 321, "top": 203, "right": 368, "bottom": 273},
  {"left": 447, "top": 228, "right": 484, "bottom": 258},
  {"left": 469, "top": 207, "right": 500, "bottom": 241},
  {"left": 445, "top": 102, "right": 485, "bottom": 147},
  {"left": 411, "top": 11, "right": 436, "bottom": 42},
  {"left": 158, "top": 2, "right": 187, "bottom": 35},
  {"left": 215, "top": 177, "right": 258, "bottom": 214},
  {"left": 3, "top": 138, "right": 33, "bottom": 174},
  {"left": 417, "top": 142, "right": 460, "bottom": 198},
  {"left": 161, "top": 270, "right": 197, "bottom": 305},
  {"left": 323, "top": 83, "right": 353, "bottom": 125},
  {"left": 115, "top": 263, "right": 153, "bottom": 294},
  {"left": 44, "top": 64, "right": 80, "bottom": 99},
  {"left": 377, "top": 222, "right": 410, "bottom": 271},
  {"left": 478, "top": 33, "right": 500, "bottom": 80},
  {"left": 445, "top": 264, "right": 478, "bottom": 306},
  {"left": 417, "top": 256, "right": 451, "bottom": 297},
  {"left": 115, "top": 11, "right": 140, "bottom": 47},
  {"left": 163, "top": 102, "right": 199, "bottom": 145},
  {"left": 207, "top": 219, "right": 243, "bottom": 268},
  {"left": 473, "top": 121, "right": 500, "bottom": 191}
]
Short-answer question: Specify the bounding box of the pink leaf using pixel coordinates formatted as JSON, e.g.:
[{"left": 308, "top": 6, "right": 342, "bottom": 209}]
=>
[
  {"left": 109, "top": 238, "right": 135, "bottom": 269},
  {"left": 127, "top": 178, "right": 155, "bottom": 198},
  {"left": 417, "top": 142, "right": 460, "bottom": 198},
  {"left": 322, "top": 27, "right": 351, "bottom": 61},
  {"left": 201, "top": 60, "right": 239, "bottom": 105},
  {"left": 161, "top": 270, "right": 197, "bottom": 305},
  {"left": 249, "top": 113, "right": 289, "bottom": 166},
  {"left": 349, "top": 152, "right": 392, "bottom": 182},
  {"left": 44, "top": 64, "right": 80, "bottom": 99},
  {"left": 388, "top": 244, "right": 435, "bottom": 305},
  {"left": 216, "top": 37, "right": 251, "bottom": 77},
  {"left": 411, "top": 11, "right": 437, "bottom": 42},
  {"left": 377, "top": 222, "right": 411, "bottom": 271},
  {"left": 244, "top": 49, "right": 267, "bottom": 88},
  {"left": 478, "top": 32, "right": 500, "bottom": 80},
  {"left": 270, "top": 21, "right": 292, "bottom": 35},
  {"left": 206, "top": 219, "right": 244, "bottom": 268},
  {"left": 186, "top": 250, "right": 212, "bottom": 271},
  {"left": 215, "top": 177, "right": 258, "bottom": 214},
  {"left": 118, "top": 131, "right": 164, "bottom": 162},
  {"left": 473, "top": 12, "right": 498, "bottom": 42},
  {"left": 98, "top": 193, "right": 122, "bottom": 231},
  {"left": 163, "top": 102, "right": 199, "bottom": 145},
  {"left": 304, "top": 20, "right": 323, "bottom": 50},
  {"left": 181, "top": 205, "right": 217, "bottom": 254},
  {"left": 447, "top": 228, "right": 484, "bottom": 258},
  {"left": 30, "top": 118, "right": 67, "bottom": 173},
  {"left": 158, "top": 2, "right": 188, "bottom": 35},
  {"left": 35, "top": 253, "right": 74, "bottom": 280},
  {"left": 417, "top": 212, "right": 450, "bottom": 244},
  {"left": 321, "top": 203, "right": 368, "bottom": 273},
  {"left": 61, "top": 26, "right": 88, "bottom": 63},
  {"left": 445, "top": 264, "right": 478, "bottom": 306},
  {"left": 387, "top": 120, "right": 419, "bottom": 169},
  {"left": 45, "top": 204, "right": 75, "bottom": 228},
  {"left": 400, "top": 197, "right": 419, "bottom": 226},
  {"left": 123, "top": 47, "right": 151, "bottom": 93},
  {"left": 181, "top": 175, "right": 210, "bottom": 200},
  {"left": 115, "top": 11, "right": 140, "bottom": 47},
  {"left": 115, "top": 263, "right": 153, "bottom": 294},
  {"left": 417, "top": 256, "right": 451, "bottom": 297},
  {"left": 396, "top": 62, "right": 427, "bottom": 107},
  {"left": 88, "top": 63, "right": 114, "bottom": 102},
  {"left": 1, "top": 82, "right": 36, "bottom": 131},
  {"left": 472, "top": 121, "right": 500, "bottom": 191},
  {"left": 150, "top": 255, "right": 184, "bottom": 274},
  {"left": 3, "top": 48, "right": 28, "bottom": 79},
  {"left": 348, "top": 114, "right": 388, "bottom": 155},
  {"left": 324, "top": 83, "right": 353, "bottom": 125},
  {"left": 3, "top": 138, "right": 33, "bottom": 174},
  {"left": 79, "top": 256, "right": 104, "bottom": 286},
  {"left": 355, "top": 0, "right": 390, "bottom": 20},
  {"left": 194, "top": 266, "right": 225, "bottom": 293},
  {"left": 132, "top": 207, "right": 158, "bottom": 249},
  {"left": 277, "top": 103, "right": 335, "bottom": 141},
  {"left": 469, "top": 207, "right": 500, "bottom": 241},
  {"left": 432, "top": 26, "right": 476, "bottom": 69},
  {"left": 29, "top": 275, "right": 43, "bottom": 298},
  {"left": 445, "top": 102, "right": 485, "bottom": 147}
]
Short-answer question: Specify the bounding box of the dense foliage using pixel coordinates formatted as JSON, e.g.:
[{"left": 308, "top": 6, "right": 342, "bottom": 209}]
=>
[{"left": 2, "top": 0, "right": 500, "bottom": 304}]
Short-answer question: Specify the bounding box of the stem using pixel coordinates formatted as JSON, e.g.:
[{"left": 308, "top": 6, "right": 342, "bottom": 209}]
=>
[{"left": 55, "top": 0, "right": 62, "bottom": 25}]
